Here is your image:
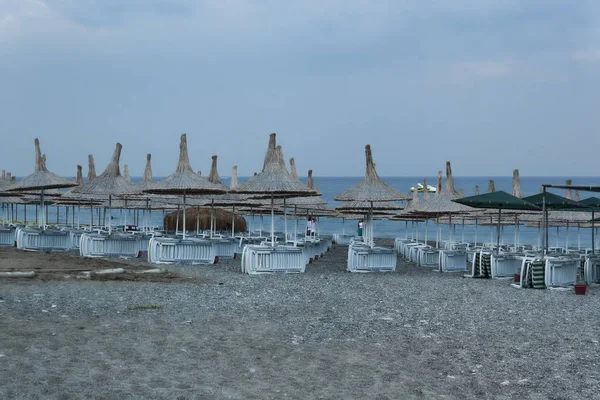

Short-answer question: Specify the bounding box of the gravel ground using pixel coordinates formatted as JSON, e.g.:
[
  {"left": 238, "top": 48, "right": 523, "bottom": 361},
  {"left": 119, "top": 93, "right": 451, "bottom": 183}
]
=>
[{"left": 1, "top": 239, "right": 599, "bottom": 399}]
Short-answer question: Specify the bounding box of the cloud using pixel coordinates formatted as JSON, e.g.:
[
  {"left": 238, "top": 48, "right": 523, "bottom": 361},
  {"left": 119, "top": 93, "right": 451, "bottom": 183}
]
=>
[{"left": 573, "top": 48, "right": 600, "bottom": 62}]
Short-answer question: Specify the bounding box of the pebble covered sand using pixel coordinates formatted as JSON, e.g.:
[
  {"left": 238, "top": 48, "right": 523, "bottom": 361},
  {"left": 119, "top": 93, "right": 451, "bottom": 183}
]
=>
[{"left": 1, "top": 239, "right": 599, "bottom": 399}]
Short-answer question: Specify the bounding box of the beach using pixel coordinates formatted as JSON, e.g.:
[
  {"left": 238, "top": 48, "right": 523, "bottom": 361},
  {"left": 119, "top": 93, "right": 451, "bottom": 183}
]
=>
[{"left": 1, "top": 240, "right": 599, "bottom": 399}]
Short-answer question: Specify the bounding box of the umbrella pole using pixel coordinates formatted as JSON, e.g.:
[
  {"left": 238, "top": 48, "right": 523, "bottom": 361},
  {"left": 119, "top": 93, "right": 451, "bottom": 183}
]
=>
[
  {"left": 196, "top": 206, "right": 200, "bottom": 235},
  {"left": 449, "top": 214, "right": 452, "bottom": 242},
  {"left": 461, "top": 219, "right": 465, "bottom": 243},
  {"left": 283, "top": 198, "right": 287, "bottom": 243},
  {"left": 182, "top": 192, "right": 187, "bottom": 240},
  {"left": 108, "top": 195, "right": 112, "bottom": 235},
  {"left": 175, "top": 205, "right": 180, "bottom": 236},
  {"left": 496, "top": 208, "right": 501, "bottom": 252},
  {"left": 24, "top": 204, "right": 27, "bottom": 225},
  {"left": 416, "top": 219, "right": 419, "bottom": 242},
  {"left": 271, "top": 195, "right": 275, "bottom": 247},
  {"left": 474, "top": 219, "right": 478, "bottom": 247},
  {"left": 578, "top": 224, "right": 581, "bottom": 250},
  {"left": 543, "top": 188, "right": 548, "bottom": 255},
  {"left": 556, "top": 226, "right": 559, "bottom": 248},
  {"left": 39, "top": 189, "right": 45, "bottom": 229},
  {"left": 425, "top": 218, "right": 428, "bottom": 246},
  {"left": 211, "top": 199, "right": 215, "bottom": 239},
  {"left": 294, "top": 205, "right": 298, "bottom": 244},
  {"left": 593, "top": 211, "right": 596, "bottom": 254},
  {"left": 342, "top": 218, "right": 345, "bottom": 236},
  {"left": 404, "top": 221, "right": 408, "bottom": 239},
  {"left": 232, "top": 205, "right": 236, "bottom": 238},
  {"left": 566, "top": 222, "right": 569, "bottom": 250}
]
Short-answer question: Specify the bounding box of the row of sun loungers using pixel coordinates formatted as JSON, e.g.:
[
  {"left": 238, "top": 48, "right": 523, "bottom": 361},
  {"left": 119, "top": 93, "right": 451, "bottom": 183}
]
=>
[{"left": 396, "top": 236, "right": 598, "bottom": 290}]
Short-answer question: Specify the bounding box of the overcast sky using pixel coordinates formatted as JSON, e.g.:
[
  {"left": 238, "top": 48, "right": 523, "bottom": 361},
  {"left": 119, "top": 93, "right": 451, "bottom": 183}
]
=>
[{"left": 1, "top": 0, "right": 599, "bottom": 178}]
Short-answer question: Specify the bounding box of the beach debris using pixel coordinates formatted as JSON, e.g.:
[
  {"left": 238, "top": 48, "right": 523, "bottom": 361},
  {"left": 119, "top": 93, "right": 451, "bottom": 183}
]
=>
[
  {"left": 51, "top": 304, "right": 57, "bottom": 308},
  {"left": 93, "top": 268, "right": 125, "bottom": 276},
  {"left": 380, "top": 317, "right": 393, "bottom": 321},
  {"left": 134, "top": 268, "right": 164, "bottom": 274},
  {"left": 518, "top": 378, "right": 529, "bottom": 384},
  {"left": 500, "top": 380, "right": 510, "bottom": 386},
  {"left": 0, "top": 271, "right": 36, "bottom": 278}
]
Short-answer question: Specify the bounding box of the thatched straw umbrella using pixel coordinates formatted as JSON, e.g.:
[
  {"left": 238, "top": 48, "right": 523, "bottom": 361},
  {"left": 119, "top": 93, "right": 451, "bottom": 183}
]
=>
[
  {"left": 410, "top": 162, "right": 471, "bottom": 245},
  {"left": 230, "top": 133, "right": 318, "bottom": 246},
  {"left": 283, "top": 169, "right": 331, "bottom": 241},
  {"left": 7, "top": 139, "right": 77, "bottom": 229},
  {"left": 334, "top": 145, "right": 408, "bottom": 247},
  {"left": 488, "top": 180, "right": 495, "bottom": 193},
  {"left": 64, "top": 143, "right": 139, "bottom": 233},
  {"left": 144, "top": 134, "right": 227, "bottom": 239},
  {"left": 88, "top": 155, "right": 97, "bottom": 182}
]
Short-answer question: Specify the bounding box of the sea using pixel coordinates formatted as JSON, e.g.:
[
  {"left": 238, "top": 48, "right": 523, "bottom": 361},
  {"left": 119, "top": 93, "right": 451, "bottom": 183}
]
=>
[{"left": 4, "top": 176, "right": 600, "bottom": 248}]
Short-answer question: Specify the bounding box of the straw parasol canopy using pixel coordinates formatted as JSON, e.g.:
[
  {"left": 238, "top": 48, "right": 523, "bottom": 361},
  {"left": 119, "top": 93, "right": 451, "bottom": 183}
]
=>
[
  {"left": 411, "top": 162, "right": 471, "bottom": 215},
  {"left": 88, "top": 155, "right": 97, "bottom": 182},
  {"left": 65, "top": 143, "right": 139, "bottom": 199},
  {"left": 334, "top": 145, "right": 408, "bottom": 202},
  {"left": 337, "top": 201, "right": 402, "bottom": 212},
  {"left": 229, "top": 133, "right": 319, "bottom": 199},
  {"left": 144, "top": 135, "right": 228, "bottom": 196},
  {"left": 8, "top": 138, "right": 77, "bottom": 192}
]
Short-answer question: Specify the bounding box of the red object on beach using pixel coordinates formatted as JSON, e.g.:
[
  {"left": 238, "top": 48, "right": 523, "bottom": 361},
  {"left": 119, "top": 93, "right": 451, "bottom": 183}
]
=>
[
  {"left": 574, "top": 284, "right": 587, "bottom": 295},
  {"left": 514, "top": 273, "right": 520, "bottom": 283},
  {"left": 214, "top": 256, "right": 219, "bottom": 264}
]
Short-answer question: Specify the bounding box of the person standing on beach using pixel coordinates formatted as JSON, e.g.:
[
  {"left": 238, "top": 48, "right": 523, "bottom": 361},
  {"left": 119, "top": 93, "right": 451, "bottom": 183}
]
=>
[
  {"left": 358, "top": 220, "right": 363, "bottom": 236},
  {"left": 306, "top": 216, "right": 312, "bottom": 236}
]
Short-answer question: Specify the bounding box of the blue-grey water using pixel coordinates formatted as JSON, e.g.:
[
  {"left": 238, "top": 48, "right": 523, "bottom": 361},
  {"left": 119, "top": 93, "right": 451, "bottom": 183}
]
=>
[{"left": 3, "top": 176, "right": 600, "bottom": 248}]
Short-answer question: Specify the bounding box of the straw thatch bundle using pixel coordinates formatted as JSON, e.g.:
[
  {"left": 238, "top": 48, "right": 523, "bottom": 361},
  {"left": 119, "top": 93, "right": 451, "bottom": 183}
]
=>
[
  {"left": 123, "top": 165, "right": 131, "bottom": 182},
  {"left": 334, "top": 145, "right": 408, "bottom": 202},
  {"left": 488, "top": 180, "right": 495, "bottom": 193},
  {"left": 9, "top": 138, "right": 77, "bottom": 191},
  {"left": 64, "top": 143, "right": 139, "bottom": 198},
  {"left": 230, "top": 166, "right": 238, "bottom": 189},
  {"left": 512, "top": 169, "right": 523, "bottom": 198},
  {"left": 144, "top": 134, "right": 227, "bottom": 195},
  {"left": 565, "top": 179, "right": 573, "bottom": 200},
  {"left": 230, "top": 133, "right": 317, "bottom": 198},
  {"left": 88, "top": 155, "right": 97, "bottom": 182},
  {"left": 207, "top": 155, "right": 229, "bottom": 191},
  {"left": 163, "top": 207, "right": 247, "bottom": 232},
  {"left": 74, "top": 165, "right": 83, "bottom": 185},
  {"left": 423, "top": 178, "right": 431, "bottom": 200},
  {"left": 137, "top": 154, "right": 154, "bottom": 190},
  {"left": 575, "top": 190, "right": 580, "bottom": 202},
  {"left": 475, "top": 185, "right": 479, "bottom": 195},
  {"left": 289, "top": 158, "right": 298, "bottom": 181}
]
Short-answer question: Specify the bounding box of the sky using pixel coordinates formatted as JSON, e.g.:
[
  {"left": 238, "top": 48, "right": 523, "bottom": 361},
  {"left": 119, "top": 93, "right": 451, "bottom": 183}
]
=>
[{"left": 1, "top": 0, "right": 599, "bottom": 178}]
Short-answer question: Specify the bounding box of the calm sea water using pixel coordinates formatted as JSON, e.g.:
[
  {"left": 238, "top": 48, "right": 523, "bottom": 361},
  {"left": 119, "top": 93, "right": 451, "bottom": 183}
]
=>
[{"left": 4, "top": 176, "right": 600, "bottom": 248}]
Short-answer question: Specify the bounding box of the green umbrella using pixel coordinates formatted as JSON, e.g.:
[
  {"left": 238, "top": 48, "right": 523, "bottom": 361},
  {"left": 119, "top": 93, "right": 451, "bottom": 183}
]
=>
[
  {"left": 523, "top": 192, "right": 589, "bottom": 253},
  {"left": 579, "top": 197, "right": 600, "bottom": 253},
  {"left": 452, "top": 191, "right": 540, "bottom": 251}
]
